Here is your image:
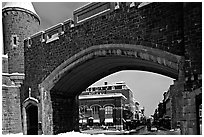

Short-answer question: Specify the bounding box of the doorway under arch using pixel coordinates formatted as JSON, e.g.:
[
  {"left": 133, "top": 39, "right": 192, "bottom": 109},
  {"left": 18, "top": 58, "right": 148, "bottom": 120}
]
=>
[
  {"left": 26, "top": 104, "right": 38, "bottom": 135},
  {"left": 22, "top": 98, "right": 39, "bottom": 135}
]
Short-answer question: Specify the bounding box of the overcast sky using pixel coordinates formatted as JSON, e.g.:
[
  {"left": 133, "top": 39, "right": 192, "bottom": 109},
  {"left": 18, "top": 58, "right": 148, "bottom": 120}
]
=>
[{"left": 2, "top": 2, "right": 174, "bottom": 117}]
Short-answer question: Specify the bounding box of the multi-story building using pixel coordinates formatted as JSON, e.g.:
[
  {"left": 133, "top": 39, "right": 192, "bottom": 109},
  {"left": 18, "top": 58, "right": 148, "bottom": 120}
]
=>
[
  {"left": 79, "top": 81, "right": 138, "bottom": 130},
  {"left": 79, "top": 93, "right": 126, "bottom": 130},
  {"left": 83, "top": 81, "right": 134, "bottom": 111}
]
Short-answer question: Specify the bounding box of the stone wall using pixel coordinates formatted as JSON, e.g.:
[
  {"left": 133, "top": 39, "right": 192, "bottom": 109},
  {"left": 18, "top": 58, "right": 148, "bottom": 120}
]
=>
[
  {"left": 182, "top": 3, "right": 202, "bottom": 135},
  {"left": 2, "top": 8, "right": 40, "bottom": 74},
  {"left": 24, "top": 3, "right": 185, "bottom": 95},
  {"left": 22, "top": 2, "right": 202, "bottom": 135},
  {"left": 2, "top": 55, "right": 8, "bottom": 73},
  {"left": 2, "top": 6, "right": 40, "bottom": 134},
  {"left": 2, "top": 84, "right": 22, "bottom": 134},
  {"left": 50, "top": 92, "right": 79, "bottom": 134},
  {"left": 184, "top": 3, "right": 202, "bottom": 91}
]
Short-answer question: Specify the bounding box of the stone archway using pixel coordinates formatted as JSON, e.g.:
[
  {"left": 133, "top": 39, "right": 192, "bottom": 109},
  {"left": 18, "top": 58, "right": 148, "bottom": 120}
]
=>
[
  {"left": 22, "top": 97, "right": 39, "bottom": 135},
  {"left": 38, "top": 44, "right": 184, "bottom": 134}
]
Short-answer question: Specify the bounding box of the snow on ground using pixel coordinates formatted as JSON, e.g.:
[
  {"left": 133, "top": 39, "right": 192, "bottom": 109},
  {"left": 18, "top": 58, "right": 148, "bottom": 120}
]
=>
[
  {"left": 4, "top": 131, "right": 107, "bottom": 136},
  {"left": 4, "top": 132, "right": 23, "bottom": 135},
  {"left": 58, "top": 131, "right": 106, "bottom": 136}
]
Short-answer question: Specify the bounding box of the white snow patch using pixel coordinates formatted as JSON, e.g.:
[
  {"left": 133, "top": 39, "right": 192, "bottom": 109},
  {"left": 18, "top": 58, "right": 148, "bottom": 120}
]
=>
[
  {"left": 58, "top": 131, "right": 105, "bottom": 136},
  {"left": 4, "top": 132, "right": 23, "bottom": 135},
  {"left": 79, "top": 93, "right": 127, "bottom": 100}
]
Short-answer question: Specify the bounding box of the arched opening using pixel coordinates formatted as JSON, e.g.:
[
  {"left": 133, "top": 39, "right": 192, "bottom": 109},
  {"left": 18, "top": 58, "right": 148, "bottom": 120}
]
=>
[
  {"left": 39, "top": 44, "right": 183, "bottom": 134},
  {"left": 26, "top": 104, "right": 38, "bottom": 135},
  {"left": 104, "top": 106, "right": 114, "bottom": 126}
]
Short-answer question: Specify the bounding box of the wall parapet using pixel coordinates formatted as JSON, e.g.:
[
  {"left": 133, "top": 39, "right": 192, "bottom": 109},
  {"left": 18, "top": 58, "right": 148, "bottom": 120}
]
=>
[
  {"left": 24, "top": 2, "right": 152, "bottom": 47},
  {"left": 25, "top": 19, "right": 74, "bottom": 46}
]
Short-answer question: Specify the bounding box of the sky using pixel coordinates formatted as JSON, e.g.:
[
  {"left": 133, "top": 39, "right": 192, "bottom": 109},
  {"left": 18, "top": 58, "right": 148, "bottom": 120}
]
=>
[{"left": 2, "top": 2, "right": 174, "bottom": 117}]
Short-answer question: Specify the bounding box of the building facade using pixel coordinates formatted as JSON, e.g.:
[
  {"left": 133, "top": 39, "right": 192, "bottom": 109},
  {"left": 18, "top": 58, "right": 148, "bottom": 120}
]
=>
[
  {"left": 79, "top": 81, "right": 140, "bottom": 130},
  {"left": 79, "top": 93, "right": 126, "bottom": 130}
]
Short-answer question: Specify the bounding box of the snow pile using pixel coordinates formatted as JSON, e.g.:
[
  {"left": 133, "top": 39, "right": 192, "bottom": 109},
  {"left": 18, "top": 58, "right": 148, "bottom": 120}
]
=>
[
  {"left": 4, "top": 132, "right": 23, "bottom": 135},
  {"left": 58, "top": 131, "right": 105, "bottom": 136}
]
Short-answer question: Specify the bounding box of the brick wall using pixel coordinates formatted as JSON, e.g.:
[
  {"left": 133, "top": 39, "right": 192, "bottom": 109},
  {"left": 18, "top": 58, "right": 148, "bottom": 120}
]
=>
[
  {"left": 79, "top": 95, "right": 125, "bottom": 130},
  {"left": 2, "top": 85, "right": 22, "bottom": 134}
]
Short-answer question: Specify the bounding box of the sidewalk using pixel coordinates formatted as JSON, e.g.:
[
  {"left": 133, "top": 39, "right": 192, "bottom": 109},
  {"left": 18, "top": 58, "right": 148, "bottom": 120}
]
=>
[
  {"left": 80, "top": 125, "right": 145, "bottom": 135},
  {"left": 81, "top": 128, "right": 125, "bottom": 135},
  {"left": 139, "top": 127, "right": 181, "bottom": 135}
]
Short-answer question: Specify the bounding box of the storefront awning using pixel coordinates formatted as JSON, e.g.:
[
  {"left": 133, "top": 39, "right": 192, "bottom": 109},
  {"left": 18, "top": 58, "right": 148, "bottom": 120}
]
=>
[
  {"left": 79, "top": 119, "right": 87, "bottom": 123},
  {"left": 93, "top": 119, "right": 100, "bottom": 123},
  {"left": 105, "top": 118, "right": 113, "bottom": 123}
]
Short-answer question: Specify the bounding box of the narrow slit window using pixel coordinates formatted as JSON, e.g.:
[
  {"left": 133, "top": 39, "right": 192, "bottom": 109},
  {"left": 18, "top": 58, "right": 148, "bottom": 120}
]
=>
[
  {"left": 11, "top": 35, "right": 18, "bottom": 48},
  {"left": 13, "top": 36, "right": 17, "bottom": 45}
]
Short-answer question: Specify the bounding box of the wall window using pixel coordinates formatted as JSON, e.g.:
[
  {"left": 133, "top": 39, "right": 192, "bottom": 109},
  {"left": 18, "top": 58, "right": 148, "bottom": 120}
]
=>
[
  {"left": 79, "top": 106, "right": 88, "bottom": 115},
  {"left": 11, "top": 35, "right": 19, "bottom": 48},
  {"left": 107, "top": 86, "right": 112, "bottom": 90},
  {"left": 92, "top": 105, "right": 100, "bottom": 115},
  {"left": 13, "top": 37, "right": 17, "bottom": 45},
  {"left": 115, "top": 85, "right": 122, "bottom": 90},
  {"left": 102, "top": 87, "right": 107, "bottom": 90},
  {"left": 105, "top": 106, "right": 113, "bottom": 115}
]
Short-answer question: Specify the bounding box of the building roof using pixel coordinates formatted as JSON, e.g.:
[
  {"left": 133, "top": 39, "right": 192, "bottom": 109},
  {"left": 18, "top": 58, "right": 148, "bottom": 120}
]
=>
[
  {"left": 2, "top": 2, "right": 40, "bottom": 21},
  {"left": 88, "top": 81, "right": 129, "bottom": 89},
  {"left": 79, "top": 93, "right": 127, "bottom": 100}
]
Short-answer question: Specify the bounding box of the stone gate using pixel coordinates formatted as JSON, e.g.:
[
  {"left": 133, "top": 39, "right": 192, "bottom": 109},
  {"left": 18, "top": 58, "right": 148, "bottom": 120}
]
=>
[{"left": 4, "top": 2, "right": 202, "bottom": 135}]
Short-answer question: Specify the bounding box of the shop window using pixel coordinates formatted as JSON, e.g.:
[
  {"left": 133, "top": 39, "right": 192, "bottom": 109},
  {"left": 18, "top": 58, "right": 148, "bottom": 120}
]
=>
[
  {"left": 92, "top": 105, "right": 100, "bottom": 115},
  {"left": 105, "top": 106, "right": 113, "bottom": 115},
  {"left": 80, "top": 106, "right": 88, "bottom": 115},
  {"left": 102, "top": 87, "right": 107, "bottom": 90}
]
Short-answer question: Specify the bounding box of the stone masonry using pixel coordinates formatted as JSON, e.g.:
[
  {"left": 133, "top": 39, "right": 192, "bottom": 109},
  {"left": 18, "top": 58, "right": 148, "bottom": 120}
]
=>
[
  {"left": 2, "top": 3, "right": 40, "bottom": 134},
  {"left": 22, "top": 2, "right": 201, "bottom": 135},
  {"left": 2, "top": 2, "right": 201, "bottom": 135}
]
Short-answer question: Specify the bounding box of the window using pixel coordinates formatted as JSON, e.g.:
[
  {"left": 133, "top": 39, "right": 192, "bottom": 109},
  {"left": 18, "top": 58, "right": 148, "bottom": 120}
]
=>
[
  {"left": 105, "top": 106, "right": 113, "bottom": 115},
  {"left": 102, "top": 87, "right": 107, "bottom": 90},
  {"left": 13, "top": 37, "right": 17, "bottom": 45},
  {"left": 107, "top": 86, "right": 112, "bottom": 90},
  {"left": 92, "top": 105, "right": 100, "bottom": 115},
  {"left": 11, "top": 35, "right": 18, "bottom": 48},
  {"left": 79, "top": 106, "right": 88, "bottom": 115},
  {"left": 115, "top": 85, "right": 122, "bottom": 89}
]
